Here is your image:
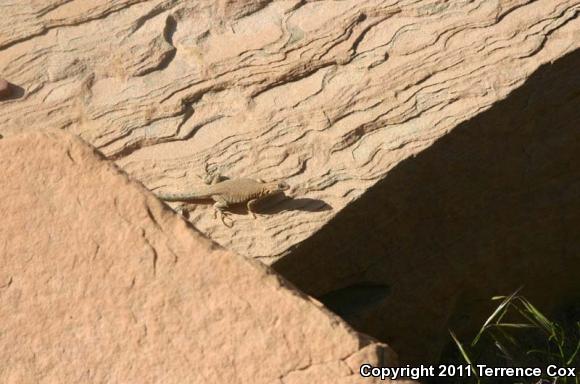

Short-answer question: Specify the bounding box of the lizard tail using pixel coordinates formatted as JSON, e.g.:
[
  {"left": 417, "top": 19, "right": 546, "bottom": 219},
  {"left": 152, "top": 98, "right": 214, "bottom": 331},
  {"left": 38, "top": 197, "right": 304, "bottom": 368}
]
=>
[{"left": 155, "top": 192, "right": 211, "bottom": 201}]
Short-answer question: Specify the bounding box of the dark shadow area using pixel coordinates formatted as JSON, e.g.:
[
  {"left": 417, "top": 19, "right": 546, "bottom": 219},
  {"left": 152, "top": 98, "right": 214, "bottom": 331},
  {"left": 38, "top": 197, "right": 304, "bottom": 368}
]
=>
[
  {"left": 0, "top": 82, "right": 25, "bottom": 101},
  {"left": 136, "top": 15, "right": 177, "bottom": 77},
  {"left": 259, "top": 196, "right": 332, "bottom": 214},
  {"left": 319, "top": 283, "right": 390, "bottom": 324},
  {"left": 273, "top": 48, "right": 580, "bottom": 364}
]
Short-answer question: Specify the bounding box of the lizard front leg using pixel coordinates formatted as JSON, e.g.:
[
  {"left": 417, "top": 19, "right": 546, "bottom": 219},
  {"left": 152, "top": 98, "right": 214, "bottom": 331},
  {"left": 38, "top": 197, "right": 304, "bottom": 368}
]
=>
[
  {"left": 204, "top": 172, "right": 222, "bottom": 186},
  {"left": 212, "top": 196, "right": 233, "bottom": 227},
  {"left": 247, "top": 199, "right": 258, "bottom": 219},
  {"left": 202, "top": 162, "right": 224, "bottom": 185}
]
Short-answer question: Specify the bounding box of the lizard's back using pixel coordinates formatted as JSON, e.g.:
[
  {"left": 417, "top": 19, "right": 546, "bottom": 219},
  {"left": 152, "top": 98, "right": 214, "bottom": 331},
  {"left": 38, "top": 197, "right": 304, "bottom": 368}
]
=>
[
  {"left": 155, "top": 178, "right": 272, "bottom": 204},
  {"left": 210, "top": 178, "right": 267, "bottom": 204}
]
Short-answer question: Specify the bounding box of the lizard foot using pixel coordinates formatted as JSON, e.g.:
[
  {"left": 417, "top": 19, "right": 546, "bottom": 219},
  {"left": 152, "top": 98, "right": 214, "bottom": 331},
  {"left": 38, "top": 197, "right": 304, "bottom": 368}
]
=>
[
  {"left": 214, "top": 208, "right": 234, "bottom": 228},
  {"left": 176, "top": 204, "right": 189, "bottom": 218},
  {"left": 220, "top": 212, "right": 234, "bottom": 228}
]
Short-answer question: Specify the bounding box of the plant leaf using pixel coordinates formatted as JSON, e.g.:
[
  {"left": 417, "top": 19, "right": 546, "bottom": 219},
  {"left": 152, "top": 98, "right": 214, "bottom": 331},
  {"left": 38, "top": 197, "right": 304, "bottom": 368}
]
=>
[
  {"left": 450, "top": 330, "right": 479, "bottom": 381},
  {"left": 473, "top": 289, "right": 522, "bottom": 346}
]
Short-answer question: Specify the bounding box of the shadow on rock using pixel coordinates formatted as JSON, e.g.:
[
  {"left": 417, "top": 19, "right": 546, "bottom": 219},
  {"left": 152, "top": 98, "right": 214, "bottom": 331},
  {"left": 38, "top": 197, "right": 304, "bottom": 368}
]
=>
[
  {"left": 259, "top": 195, "right": 332, "bottom": 214},
  {"left": 0, "top": 82, "right": 25, "bottom": 101},
  {"left": 273, "top": 49, "right": 580, "bottom": 364}
]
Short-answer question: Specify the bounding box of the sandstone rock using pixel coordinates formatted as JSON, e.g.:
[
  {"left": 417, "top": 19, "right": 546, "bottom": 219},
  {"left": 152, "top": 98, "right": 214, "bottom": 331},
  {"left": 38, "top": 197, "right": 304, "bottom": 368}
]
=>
[
  {"left": 0, "top": 78, "right": 11, "bottom": 98},
  {"left": 0, "top": 130, "right": 412, "bottom": 383},
  {"left": 0, "top": 0, "right": 577, "bottom": 260},
  {"left": 0, "top": 0, "right": 579, "bottom": 370}
]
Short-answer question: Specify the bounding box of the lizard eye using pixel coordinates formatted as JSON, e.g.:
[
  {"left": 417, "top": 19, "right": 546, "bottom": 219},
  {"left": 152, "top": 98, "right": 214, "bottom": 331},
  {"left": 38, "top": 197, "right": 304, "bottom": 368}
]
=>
[{"left": 278, "top": 182, "right": 289, "bottom": 190}]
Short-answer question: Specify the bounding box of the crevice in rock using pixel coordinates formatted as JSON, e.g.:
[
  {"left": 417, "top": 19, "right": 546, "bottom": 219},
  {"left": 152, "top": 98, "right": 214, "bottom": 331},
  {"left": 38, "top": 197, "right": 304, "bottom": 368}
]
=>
[
  {"left": 0, "top": 1, "right": 149, "bottom": 51},
  {"left": 135, "top": 14, "right": 178, "bottom": 76},
  {"left": 127, "top": 0, "right": 178, "bottom": 37},
  {"left": 36, "top": 0, "right": 76, "bottom": 17}
]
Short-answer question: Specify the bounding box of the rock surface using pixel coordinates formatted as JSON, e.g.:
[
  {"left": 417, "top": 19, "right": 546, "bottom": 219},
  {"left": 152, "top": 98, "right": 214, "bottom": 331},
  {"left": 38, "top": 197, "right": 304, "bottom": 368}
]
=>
[
  {"left": 0, "top": 130, "right": 412, "bottom": 384},
  {"left": 1, "top": 0, "right": 579, "bottom": 370},
  {"left": 0, "top": 0, "right": 578, "bottom": 259}
]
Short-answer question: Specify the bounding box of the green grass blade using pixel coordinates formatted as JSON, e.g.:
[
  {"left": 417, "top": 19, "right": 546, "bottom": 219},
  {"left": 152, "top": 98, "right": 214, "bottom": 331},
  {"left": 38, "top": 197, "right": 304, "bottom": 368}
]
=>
[
  {"left": 473, "top": 289, "right": 521, "bottom": 345},
  {"left": 565, "top": 332, "right": 580, "bottom": 366},
  {"left": 517, "top": 297, "right": 554, "bottom": 333},
  {"left": 490, "top": 323, "right": 536, "bottom": 329},
  {"left": 511, "top": 304, "right": 549, "bottom": 336},
  {"left": 450, "top": 330, "right": 479, "bottom": 381},
  {"left": 493, "top": 340, "right": 516, "bottom": 362}
]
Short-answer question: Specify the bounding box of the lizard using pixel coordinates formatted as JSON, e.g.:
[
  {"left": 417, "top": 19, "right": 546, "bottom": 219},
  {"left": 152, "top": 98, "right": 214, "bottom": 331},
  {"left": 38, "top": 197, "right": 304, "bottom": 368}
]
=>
[{"left": 155, "top": 166, "right": 290, "bottom": 227}]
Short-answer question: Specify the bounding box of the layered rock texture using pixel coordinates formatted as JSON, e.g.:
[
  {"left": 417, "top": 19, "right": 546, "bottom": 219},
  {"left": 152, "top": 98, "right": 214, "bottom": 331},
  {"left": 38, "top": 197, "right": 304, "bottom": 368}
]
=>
[
  {"left": 1, "top": 0, "right": 579, "bottom": 369},
  {"left": 1, "top": 0, "right": 577, "bottom": 258},
  {"left": 0, "top": 130, "right": 412, "bottom": 384}
]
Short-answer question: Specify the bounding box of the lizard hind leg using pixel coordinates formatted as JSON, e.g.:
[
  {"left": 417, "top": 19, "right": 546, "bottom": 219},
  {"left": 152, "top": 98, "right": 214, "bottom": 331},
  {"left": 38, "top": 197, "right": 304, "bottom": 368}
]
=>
[
  {"left": 212, "top": 196, "right": 233, "bottom": 227},
  {"left": 176, "top": 203, "right": 189, "bottom": 218}
]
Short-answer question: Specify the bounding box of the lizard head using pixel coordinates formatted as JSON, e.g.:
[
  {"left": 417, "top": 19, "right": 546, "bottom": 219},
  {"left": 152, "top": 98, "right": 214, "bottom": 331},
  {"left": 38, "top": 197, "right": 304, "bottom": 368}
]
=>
[{"left": 265, "top": 181, "right": 290, "bottom": 195}]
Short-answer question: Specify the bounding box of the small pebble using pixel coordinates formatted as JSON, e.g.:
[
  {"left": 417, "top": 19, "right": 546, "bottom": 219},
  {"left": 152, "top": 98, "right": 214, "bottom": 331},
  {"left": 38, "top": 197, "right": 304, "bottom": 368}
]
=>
[{"left": 0, "top": 78, "right": 12, "bottom": 99}]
